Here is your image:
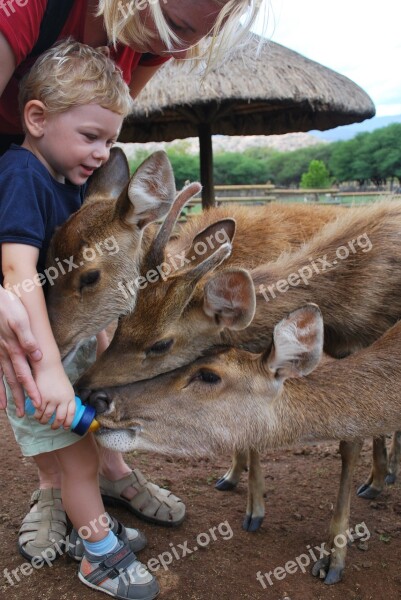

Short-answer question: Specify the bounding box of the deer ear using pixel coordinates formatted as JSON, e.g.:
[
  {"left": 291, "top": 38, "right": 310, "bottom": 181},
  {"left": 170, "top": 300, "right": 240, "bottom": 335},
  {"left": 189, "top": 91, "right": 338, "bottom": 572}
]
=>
[
  {"left": 85, "top": 147, "right": 130, "bottom": 201},
  {"left": 191, "top": 219, "right": 236, "bottom": 250},
  {"left": 265, "top": 304, "right": 323, "bottom": 380},
  {"left": 203, "top": 269, "right": 256, "bottom": 330},
  {"left": 117, "top": 151, "right": 176, "bottom": 228},
  {"left": 166, "top": 218, "right": 236, "bottom": 273}
]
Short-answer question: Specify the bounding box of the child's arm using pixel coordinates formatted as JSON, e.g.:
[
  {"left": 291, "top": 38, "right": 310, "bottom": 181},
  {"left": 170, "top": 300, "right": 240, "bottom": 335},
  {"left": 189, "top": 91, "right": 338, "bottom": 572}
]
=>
[{"left": 2, "top": 243, "right": 76, "bottom": 429}]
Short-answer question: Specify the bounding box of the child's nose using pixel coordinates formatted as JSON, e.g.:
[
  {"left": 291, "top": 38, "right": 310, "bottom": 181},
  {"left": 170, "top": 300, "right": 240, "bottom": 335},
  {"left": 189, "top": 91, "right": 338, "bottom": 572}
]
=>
[{"left": 92, "top": 143, "right": 110, "bottom": 163}]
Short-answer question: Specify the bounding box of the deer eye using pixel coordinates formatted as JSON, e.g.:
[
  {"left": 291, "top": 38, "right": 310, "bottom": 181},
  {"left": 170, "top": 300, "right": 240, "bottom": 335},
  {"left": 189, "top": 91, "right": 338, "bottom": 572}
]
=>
[
  {"left": 146, "top": 339, "right": 174, "bottom": 356},
  {"left": 79, "top": 269, "right": 100, "bottom": 291},
  {"left": 191, "top": 369, "right": 221, "bottom": 384}
]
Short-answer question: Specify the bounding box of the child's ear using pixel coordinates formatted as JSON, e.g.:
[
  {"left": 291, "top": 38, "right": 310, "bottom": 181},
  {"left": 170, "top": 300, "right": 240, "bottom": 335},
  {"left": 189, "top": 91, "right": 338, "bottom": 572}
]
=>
[{"left": 23, "top": 100, "right": 47, "bottom": 137}]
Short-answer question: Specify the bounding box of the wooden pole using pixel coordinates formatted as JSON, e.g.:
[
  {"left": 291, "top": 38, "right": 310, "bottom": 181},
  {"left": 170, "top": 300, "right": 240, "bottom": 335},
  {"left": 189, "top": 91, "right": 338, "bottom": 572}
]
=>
[{"left": 198, "top": 122, "right": 215, "bottom": 208}]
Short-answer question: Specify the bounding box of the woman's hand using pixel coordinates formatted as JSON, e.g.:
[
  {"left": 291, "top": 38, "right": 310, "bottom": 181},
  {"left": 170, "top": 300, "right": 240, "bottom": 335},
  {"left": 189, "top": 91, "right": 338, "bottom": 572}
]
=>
[{"left": 0, "top": 286, "right": 42, "bottom": 416}]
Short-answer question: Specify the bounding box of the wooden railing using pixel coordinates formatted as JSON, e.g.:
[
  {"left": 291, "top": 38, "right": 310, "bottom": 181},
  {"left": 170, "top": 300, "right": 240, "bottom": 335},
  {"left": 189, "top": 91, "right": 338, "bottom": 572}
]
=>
[{"left": 181, "top": 186, "right": 394, "bottom": 216}]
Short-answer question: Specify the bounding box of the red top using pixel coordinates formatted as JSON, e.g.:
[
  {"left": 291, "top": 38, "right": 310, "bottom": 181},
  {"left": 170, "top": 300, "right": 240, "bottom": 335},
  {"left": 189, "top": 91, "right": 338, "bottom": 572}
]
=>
[{"left": 0, "top": 0, "right": 169, "bottom": 134}]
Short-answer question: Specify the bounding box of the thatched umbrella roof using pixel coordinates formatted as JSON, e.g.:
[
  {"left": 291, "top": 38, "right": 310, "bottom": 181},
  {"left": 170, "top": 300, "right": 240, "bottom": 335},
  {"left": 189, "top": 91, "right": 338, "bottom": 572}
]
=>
[{"left": 120, "top": 35, "right": 375, "bottom": 206}]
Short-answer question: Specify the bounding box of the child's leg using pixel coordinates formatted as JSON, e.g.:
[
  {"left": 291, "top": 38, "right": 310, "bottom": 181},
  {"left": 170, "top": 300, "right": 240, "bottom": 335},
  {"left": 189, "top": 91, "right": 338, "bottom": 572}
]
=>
[
  {"left": 54, "top": 434, "right": 107, "bottom": 541},
  {"left": 55, "top": 435, "right": 159, "bottom": 599},
  {"left": 33, "top": 451, "right": 62, "bottom": 490}
]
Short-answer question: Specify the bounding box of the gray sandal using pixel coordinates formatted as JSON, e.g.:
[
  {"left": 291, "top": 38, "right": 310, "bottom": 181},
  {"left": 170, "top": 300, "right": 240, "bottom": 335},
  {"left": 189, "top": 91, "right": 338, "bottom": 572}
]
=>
[
  {"left": 18, "top": 488, "right": 67, "bottom": 562},
  {"left": 100, "top": 470, "right": 185, "bottom": 527}
]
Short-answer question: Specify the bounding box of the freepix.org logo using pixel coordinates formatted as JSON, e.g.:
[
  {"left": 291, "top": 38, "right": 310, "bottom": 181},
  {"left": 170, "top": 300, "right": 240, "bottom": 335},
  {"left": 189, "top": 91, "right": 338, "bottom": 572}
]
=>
[
  {"left": 117, "top": 0, "right": 168, "bottom": 19},
  {"left": 117, "top": 226, "right": 231, "bottom": 298},
  {"left": 4, "top": 235, "right": 119, "bottom": 298},
  {"left": 0, "top": 0, "right": 29, "bottom": 17},
  {"left": 258, "top": 233, "right": 373, "bottom": 303}
]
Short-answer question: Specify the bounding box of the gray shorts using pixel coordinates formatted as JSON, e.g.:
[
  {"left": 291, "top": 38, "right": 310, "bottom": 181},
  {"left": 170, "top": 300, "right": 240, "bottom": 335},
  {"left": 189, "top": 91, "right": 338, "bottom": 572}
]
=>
[{"left": 5, "top": 337, "right": 97, "bottom": 457}]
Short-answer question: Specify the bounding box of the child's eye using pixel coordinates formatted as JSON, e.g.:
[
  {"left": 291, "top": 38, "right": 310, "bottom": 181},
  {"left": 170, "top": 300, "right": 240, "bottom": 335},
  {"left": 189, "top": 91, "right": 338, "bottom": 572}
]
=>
[{"left": 83, "top": 133, "right": 97, "bottom": 141}]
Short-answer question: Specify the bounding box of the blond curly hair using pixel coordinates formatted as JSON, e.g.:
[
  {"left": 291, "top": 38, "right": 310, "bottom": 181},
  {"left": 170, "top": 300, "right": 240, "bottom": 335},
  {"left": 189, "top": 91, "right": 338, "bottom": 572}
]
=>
[{"left": 18, "top": 39, "right": 133, "bottom": 118}]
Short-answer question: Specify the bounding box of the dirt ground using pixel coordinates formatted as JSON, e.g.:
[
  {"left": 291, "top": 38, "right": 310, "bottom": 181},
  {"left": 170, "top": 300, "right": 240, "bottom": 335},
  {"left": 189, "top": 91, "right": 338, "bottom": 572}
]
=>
[{"left": 1, "top": 410, "right": 401, "bottom": 600}]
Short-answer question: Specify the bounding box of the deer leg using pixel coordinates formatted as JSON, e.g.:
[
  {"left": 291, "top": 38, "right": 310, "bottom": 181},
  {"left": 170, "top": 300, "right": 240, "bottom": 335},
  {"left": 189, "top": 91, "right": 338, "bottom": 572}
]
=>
[
  {"left": 312, "top": 439, "right": 363, "bottom": 585},
  {"left": 386, "top": 431, "right": 401, "bottom": 485},
  {"left": 357, "top": 436, "right": 387, "bottom": 499},
  {"left": 215, "top": 449, "right": 248, "bottom": 491},
  {"left": 243, "top": 449, "right": 265, "bottom": 532}
]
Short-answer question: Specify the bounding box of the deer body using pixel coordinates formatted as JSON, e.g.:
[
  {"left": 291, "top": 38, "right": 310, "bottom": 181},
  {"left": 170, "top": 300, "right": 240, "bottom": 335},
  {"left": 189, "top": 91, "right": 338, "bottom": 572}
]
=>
[
  {"left": 90, "top": 305, "right": 401, "bottom": 585},
  {"left": 90, "top": 317, "right": 401, "bottom": 457},
  {"left": 229, "top": 201, "right": 401, "bottom": 355},
  {"left": 79, "top": 200, "right": 401, "bottom": 518},
  {"left": 79, "top": 200, "right": 401, "bottom": 384}
]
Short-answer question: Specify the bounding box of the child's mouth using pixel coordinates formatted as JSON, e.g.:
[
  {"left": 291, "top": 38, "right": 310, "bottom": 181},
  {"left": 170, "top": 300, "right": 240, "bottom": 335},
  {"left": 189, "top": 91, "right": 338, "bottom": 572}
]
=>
[{"left": 80, "top": 165, "right": 96, "bottom": 176}]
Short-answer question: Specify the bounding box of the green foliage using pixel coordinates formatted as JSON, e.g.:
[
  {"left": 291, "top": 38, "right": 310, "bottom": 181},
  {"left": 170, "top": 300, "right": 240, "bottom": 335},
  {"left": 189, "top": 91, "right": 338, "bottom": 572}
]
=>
[
  {"left": 126, "top": 123, "right": 401, "bottom": 188},
  {"left": 127, "top": 148, "right": 152, "bottom": 174},
  {"left": 329, "top": 123, "right": 401, "bottom": 186},
  {"left": 128, "top": 143, "right": 199, "bottom": 189},
  {"left": 166, "top": 146, "right": 200, "bottom": 189},
  {"left": 300, "top": 160, "right": 331, "bottom": 188},
  {"left": 213, "top": 152, "right": 270, "bottom": 184}
]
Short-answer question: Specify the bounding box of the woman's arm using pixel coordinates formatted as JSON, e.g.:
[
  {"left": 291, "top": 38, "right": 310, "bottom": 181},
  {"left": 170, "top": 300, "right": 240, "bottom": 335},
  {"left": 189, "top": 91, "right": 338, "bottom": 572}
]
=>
[
  {"left": 2, "top": 244, "right": 76, "bottom": 428},
  {"left": 0, "top": 33, "right": 43, "bottom": 413},
  {"left": 0, "top": 32, "right": 16, "bottom": 96},
  {"left": 0, "top": 286, "right": 42, "bottom": 414},
  {"left": 129, "top": 63, "right": 164, "bottom": 98}
]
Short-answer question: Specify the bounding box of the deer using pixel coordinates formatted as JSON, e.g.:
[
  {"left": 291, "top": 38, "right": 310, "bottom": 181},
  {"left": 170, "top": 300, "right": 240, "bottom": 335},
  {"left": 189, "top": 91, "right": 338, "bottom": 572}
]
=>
[
  {"left": 46, "top": 148, "right": 352, "bottom": 522},
  {"left": 76, "top": 199, "right": 401, "bottom": 526},
  {"left": 82, "top": 303, "right": 401, "bottom": 585},
  {"left": 47, "top": 147, "right": 344, "bottom": 360}
]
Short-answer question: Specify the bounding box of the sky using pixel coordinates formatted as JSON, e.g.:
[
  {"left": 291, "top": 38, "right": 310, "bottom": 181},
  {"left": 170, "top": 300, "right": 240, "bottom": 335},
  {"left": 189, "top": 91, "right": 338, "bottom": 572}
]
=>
[{"left": 252, "top": 0, "right": 401, "bottom": 117}]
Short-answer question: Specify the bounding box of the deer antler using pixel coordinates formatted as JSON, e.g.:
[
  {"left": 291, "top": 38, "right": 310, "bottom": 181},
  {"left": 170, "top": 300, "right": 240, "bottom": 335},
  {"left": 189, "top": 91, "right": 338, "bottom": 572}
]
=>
[{"left": 148, "top": 182, "right": 202, "bottom": 267}]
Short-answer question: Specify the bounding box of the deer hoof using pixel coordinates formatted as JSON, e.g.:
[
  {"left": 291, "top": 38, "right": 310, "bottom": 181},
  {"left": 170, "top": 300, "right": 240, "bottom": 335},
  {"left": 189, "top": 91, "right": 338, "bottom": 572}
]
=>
[
  {"left": 215, "top": 477, "right": 237, "bottom": 491},
  {"left": 385, "top": 473, "right": 397, "bottom": 485},
  {"left": 311, "top": 557, "right": 330, "bottom": 578},
  {"left": 242, "top": 514, "right": 263, "bottom": 532},
  {"left": 356, "top": 482, "right": 382, "bottom": 499},
  {"left": 324, "top": 565, "right": 344, "bottom": 585}
]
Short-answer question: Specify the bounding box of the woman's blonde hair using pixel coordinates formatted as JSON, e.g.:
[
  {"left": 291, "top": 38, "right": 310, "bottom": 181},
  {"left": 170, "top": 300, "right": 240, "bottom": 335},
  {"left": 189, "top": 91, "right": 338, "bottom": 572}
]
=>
[
  {"left": 19, "top": 39, "right": 133, "bottom": 118},
  {"left": 98, "top": 0, "right": 263, "bottom": 71}
]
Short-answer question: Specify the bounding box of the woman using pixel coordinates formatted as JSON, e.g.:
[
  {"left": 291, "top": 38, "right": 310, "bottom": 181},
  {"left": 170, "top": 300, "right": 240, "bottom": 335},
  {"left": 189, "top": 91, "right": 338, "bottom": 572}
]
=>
[{"left": 0, "top": 0, "right": 263, "bottom": 559}]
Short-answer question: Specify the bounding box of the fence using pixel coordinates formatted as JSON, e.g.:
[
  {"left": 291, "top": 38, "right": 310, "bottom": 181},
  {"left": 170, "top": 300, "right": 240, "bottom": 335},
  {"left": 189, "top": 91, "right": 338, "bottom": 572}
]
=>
[{"left": 183, "top": 185, "right": 395, "bottom": 217}]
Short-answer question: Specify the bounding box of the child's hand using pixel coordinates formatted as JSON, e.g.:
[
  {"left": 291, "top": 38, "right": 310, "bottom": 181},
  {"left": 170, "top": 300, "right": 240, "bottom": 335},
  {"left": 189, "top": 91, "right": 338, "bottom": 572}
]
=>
[{"left": 33, "top": 366, "right": 76, "bottom": 430}]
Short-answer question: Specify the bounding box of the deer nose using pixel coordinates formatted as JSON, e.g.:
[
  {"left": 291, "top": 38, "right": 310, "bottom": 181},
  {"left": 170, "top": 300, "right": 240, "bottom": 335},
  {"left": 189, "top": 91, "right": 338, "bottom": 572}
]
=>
[
  {"left": 76, "top": 387, "right": 92, "bottom": 402},
  {"left": 75, "top": 386, "right": 112, "bottom": 414},
  {"left": 88, "top": 391, "right": 111, "bottom": 414}
]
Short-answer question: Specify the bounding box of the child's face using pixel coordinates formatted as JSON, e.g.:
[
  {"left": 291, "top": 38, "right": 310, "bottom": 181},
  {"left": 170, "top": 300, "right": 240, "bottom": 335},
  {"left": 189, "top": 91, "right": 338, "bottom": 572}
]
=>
[{"left": 37, "top": 104, "right": 123, "bottom": 185}]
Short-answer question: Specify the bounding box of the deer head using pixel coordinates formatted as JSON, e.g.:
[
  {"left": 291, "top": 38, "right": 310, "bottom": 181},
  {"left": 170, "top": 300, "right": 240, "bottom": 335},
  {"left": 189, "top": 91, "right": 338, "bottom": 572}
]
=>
[
  {"left": 46, "top": 148, "right": 181, "bottom": 357},
  {"left": 87, "top": 304, "right": 323, "bottom": 456},
  {"left": 59, "top": 199, "right": 345, "bottom": 377},
  {"left": 76, "top": 224, "right": 259, "bottom": 390}
]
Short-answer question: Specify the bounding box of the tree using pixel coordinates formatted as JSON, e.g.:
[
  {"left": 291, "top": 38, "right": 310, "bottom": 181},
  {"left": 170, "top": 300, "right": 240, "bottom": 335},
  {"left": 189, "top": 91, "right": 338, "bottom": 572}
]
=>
[
  {"left": 300, "top": 160, "right": 331, "bottom": 188},
  {"left": 213, "top": 152, "right": 270, "bottom": 185}
]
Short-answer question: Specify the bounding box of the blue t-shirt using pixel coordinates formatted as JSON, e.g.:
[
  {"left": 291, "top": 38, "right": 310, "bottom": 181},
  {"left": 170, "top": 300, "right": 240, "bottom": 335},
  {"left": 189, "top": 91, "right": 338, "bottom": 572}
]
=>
[{"left": 0, "top": 145, "right": 84, "bottom": 286}]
